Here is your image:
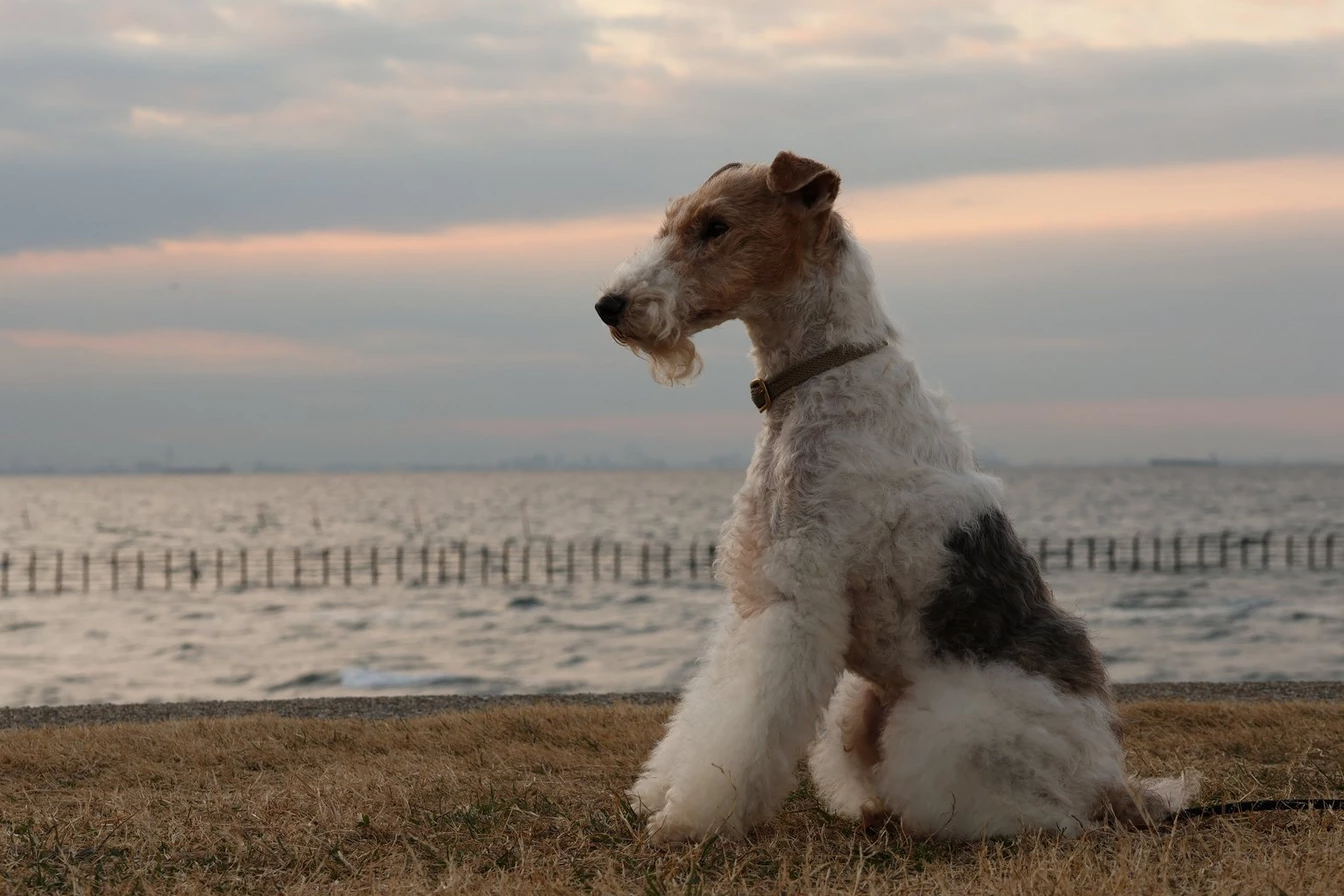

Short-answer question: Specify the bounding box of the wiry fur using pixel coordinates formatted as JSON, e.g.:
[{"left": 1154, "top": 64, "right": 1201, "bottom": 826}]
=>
[{"left": 597, "top": 151, "right": 1198, "bottom": 844}]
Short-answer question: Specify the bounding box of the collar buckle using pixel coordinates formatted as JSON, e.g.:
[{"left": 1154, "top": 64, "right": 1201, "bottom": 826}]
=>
[{"left": 749, "top": 378, "right": 771, "bottom": 412}]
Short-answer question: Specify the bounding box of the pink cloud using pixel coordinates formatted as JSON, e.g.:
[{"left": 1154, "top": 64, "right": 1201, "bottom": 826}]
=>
[
  {"left": 960, "top": 395, "right": 1344, "bottom": 437},
  {"left": 444, "top": 396, "right": 1344, "bottom": 444},
  {"left": 0, "top": 328, "right": 361, "bottom": 374},
  {"left": 439, "top": 411, "right": 759, "bottom": 440},
  {"left": 0, "top": 328, "right": 592, "bottom": 380},
  {"left": 844, "top": 156, "right": 1344, "bottom": 244},
  {"left": 0, "top": 213, "right": 658, "bottom": 277},
  {"left": 5, "top": 155, "right": 1343, "bottom": 281}
]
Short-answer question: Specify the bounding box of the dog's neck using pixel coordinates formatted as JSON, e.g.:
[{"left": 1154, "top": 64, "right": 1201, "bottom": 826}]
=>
[{"left": 741, "top": 230, "right": 897, "bottom": 381}]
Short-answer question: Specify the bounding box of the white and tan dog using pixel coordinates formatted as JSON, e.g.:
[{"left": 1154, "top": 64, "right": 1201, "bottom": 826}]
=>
[{"left": 595, "top": 152, "right": 1196, "bottom": 843}]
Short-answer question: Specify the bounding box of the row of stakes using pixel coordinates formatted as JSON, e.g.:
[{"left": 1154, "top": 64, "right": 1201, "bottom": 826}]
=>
[
  {"left": 0, "top": 530, "right": 1339, "bottom": 595},
  {"left": 0, "top": 540, "right": 712, "bottom": 595}
]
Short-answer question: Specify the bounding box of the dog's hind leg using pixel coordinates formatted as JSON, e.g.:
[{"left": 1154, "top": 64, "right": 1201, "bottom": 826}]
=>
[{"left": 808, "top": 672, "right": 888, "bottom": 822}]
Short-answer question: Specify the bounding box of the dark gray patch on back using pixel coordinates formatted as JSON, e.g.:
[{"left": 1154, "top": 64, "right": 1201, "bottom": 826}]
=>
[{"left": 920, "top": 509, "right": 1109, "bottom": 699}]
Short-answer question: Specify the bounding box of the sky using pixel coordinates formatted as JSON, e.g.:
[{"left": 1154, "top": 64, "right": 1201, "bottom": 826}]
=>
[{"left": 1, "top": 0, "right": 1342, "bottom": 470}]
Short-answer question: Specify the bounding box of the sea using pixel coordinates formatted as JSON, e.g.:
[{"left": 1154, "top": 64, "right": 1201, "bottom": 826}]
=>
[{"left": 0, "top": 466, "right": 1341, "bottom": 707}]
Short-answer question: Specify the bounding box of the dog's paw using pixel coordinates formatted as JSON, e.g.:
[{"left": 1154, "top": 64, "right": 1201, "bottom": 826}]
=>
[
  {"left": 627, "top": 773, "right": 672, "bottom": 816},
  {"left": 646, "top": 811, "right": 700, "bottom": 844},
  {"left": 646, "top": 805, "right": 741, "bottom": 845},
  {"left": 859, "top": 798, "right": 893, "bottom": 832}
]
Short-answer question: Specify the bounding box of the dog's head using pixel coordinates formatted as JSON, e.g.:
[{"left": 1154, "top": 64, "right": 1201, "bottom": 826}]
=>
[{"left": 595, "top": 151, "right": 842, "bottom": 384}]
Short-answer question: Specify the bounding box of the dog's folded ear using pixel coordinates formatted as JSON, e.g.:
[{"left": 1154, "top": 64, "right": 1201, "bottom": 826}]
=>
[{"left": 767, "top": 151, "right": 841, "bottom": 212}]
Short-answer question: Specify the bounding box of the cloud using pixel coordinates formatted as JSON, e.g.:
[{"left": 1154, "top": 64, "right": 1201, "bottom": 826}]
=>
[
  {"left": 1, "top": 1, "right": 1342, "bottom": 253},
  {"left": 850, "top": 155, "right": 1344, "bottom": 241},
  {"left": 0, "top": 327, "right": 589, "bottom": 381},
  {"left": 6, "top": 155, "right": 1341, "bottom": 276},
  {"left": 962, "top": 395, "right": 1344, "bottom": 437},
  {"left": 444, "top": 411, "right": 757, "bottom": 440},
  {"left": 0, "top": 212, "right": 659, "bottom": 275},
  {"left": 0, "top": 1, "right": 1341, "bottom": 467},
  {"left": 0, "top": 328, "right": 361, "bottom": 376},
  {"left": 958, "top": 395, "right": 1344, "bottom": 463}
]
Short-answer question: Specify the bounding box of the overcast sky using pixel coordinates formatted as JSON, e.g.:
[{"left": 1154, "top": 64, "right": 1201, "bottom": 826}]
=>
[{"left": 2, "top": 0, "right": 1342, "bottom": 469}]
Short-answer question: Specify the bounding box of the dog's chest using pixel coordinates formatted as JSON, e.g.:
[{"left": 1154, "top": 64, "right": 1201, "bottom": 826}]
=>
[{"left": 741, "top": 425, "right": 806, "bottom": 538}]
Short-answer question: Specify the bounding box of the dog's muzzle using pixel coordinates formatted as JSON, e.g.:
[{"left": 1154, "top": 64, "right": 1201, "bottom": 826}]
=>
[{"left": 595, "top": 293, "right": 628, "bottom": 326}]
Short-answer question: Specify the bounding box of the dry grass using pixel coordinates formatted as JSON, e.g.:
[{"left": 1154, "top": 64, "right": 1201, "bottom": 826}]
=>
[{"left": 1, "top": 701, "right": 1342, "bottom": 894}]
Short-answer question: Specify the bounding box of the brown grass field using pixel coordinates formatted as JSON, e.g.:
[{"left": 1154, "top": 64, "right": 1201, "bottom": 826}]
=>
[{"left": 1, "top": 700, "right": 1342, "bottom": 894}]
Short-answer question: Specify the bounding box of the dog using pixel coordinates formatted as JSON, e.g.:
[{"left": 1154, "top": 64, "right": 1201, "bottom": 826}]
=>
[{"left": 594, "top": 151, "right": 1197, "bottom": 843}]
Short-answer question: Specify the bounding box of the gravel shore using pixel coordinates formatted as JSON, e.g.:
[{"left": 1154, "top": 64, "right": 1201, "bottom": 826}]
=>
[{"left": 2, "top": 682, "right": 1342, "bottom": 731}]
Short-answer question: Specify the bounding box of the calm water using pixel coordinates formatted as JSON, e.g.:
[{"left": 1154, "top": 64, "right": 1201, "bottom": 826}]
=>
[{"left": 0, "top": 467, "right": 1341, "bottom": 706}]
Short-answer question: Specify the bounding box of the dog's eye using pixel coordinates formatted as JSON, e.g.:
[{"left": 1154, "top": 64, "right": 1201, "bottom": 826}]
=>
[{"left": 700, "top": 218, "right": 730, "bottom": 242}]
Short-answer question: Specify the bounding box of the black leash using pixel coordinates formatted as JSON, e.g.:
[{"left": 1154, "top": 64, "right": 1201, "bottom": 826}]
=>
[{"left": 1174, "top": 798, "right": 1344, "bottom": 820}]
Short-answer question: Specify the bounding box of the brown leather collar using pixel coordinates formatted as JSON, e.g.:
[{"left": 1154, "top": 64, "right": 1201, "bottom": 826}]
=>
[{"left": 749, "top": 341, "right": 887, "bottom": 412}]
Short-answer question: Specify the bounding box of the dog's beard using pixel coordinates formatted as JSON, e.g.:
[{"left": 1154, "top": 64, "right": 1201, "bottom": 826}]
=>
[{"left": 610, "top": 329, "right": 703, "bottom": 385}]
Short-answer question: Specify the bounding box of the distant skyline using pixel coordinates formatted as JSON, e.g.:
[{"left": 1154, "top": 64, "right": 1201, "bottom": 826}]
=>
[
  {"left": 2, "top": 1, "right": 1342, "bottom": 467},
  {"left": 5, "top": 450, "right": 1341, "bottom": 478}
]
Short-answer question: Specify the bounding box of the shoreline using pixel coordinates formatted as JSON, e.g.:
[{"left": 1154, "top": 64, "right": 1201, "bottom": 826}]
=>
[{"left": 3, "top": 681, "right": 1343, "bottom": 731}]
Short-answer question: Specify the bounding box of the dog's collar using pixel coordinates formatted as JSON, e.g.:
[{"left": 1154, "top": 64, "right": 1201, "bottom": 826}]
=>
[{"left": 749, "top": 341, "right": 888, "bottom": 412}]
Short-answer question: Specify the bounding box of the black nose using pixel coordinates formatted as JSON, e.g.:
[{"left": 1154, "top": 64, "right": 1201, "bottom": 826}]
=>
[{"left": 595, "top": 293, "right": 628, "bottom": 326}]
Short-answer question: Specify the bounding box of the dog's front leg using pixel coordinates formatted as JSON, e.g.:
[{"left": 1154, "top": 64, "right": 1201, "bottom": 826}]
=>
[{"left": 631, "top": 585, "right": 847, "bottom": 842}]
